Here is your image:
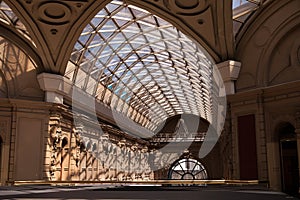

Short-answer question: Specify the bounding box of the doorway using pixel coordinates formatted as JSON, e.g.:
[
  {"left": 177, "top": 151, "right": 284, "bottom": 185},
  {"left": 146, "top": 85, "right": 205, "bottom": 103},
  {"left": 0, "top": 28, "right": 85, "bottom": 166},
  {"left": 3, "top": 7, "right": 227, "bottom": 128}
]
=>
[
  {"left": 278, "top": 123, "right": 299, "bottom": 196},
  {"left": 280, "top": 140, "right": 299, "bottom": 195}
]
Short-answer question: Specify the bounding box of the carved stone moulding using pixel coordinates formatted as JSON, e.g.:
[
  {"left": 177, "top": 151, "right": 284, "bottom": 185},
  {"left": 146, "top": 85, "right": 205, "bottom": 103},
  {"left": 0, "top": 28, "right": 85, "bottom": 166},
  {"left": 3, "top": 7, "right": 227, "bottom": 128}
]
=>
[
  {"left": 163, "top": 0, "right": 208, "bottom": 15},
  {"left": 30, "top": 0, "right": 89, "bottom": 35},
  {"left": 36, "top": 1, "right": 73, "bottom": 25}
]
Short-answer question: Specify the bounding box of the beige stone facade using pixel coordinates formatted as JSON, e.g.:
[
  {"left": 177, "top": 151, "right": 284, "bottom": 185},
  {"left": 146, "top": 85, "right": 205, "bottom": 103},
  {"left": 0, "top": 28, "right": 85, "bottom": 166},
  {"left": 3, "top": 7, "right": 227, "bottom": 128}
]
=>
[{"left": 0, "top": 0, "right": 299, "bottom": 196}]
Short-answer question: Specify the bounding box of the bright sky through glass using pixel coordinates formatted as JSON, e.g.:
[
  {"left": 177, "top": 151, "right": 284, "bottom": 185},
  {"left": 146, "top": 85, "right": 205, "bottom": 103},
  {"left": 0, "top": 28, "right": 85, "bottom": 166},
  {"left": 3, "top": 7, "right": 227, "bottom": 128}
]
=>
[{"left": 232, "top": 0, "right": 248, "bottom": 9}]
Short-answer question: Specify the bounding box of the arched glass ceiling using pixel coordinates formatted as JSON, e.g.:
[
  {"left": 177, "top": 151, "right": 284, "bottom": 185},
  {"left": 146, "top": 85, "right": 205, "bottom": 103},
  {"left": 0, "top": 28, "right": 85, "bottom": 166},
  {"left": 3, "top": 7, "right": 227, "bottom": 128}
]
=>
[
  {"left": 67, "top": 0, "right": 216, "bottom": 131},
  {"left": 0, "top": 1, "right": 33, "bottom": 44}
]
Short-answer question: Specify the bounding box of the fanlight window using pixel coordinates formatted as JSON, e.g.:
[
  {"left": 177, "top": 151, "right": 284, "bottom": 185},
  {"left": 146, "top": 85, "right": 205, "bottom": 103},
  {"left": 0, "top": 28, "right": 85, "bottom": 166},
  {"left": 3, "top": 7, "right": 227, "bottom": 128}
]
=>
[{"left": 168, "top": 158, "right": 208, "bottom": 180}]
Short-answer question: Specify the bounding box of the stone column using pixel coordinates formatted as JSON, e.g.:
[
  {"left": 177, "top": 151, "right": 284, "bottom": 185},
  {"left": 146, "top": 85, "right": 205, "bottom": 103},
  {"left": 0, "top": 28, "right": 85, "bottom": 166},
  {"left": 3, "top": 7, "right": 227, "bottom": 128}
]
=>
[{"left": 217, "top": 60, "right": 241, "bottom": 95}]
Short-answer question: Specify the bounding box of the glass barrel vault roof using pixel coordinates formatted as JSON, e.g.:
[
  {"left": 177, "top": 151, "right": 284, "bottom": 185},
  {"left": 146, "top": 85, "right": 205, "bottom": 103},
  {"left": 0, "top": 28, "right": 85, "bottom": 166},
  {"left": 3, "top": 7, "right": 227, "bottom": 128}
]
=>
[{"left": 66, "top": 0, "right": 217, "bottom": 132}]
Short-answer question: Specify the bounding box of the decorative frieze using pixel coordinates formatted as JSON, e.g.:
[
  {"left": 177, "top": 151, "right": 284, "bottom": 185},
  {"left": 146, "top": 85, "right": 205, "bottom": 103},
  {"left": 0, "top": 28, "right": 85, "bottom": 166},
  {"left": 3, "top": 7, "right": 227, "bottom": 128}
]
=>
[{"left": 44, "top": 107, "right": 154, "bottom": 181}]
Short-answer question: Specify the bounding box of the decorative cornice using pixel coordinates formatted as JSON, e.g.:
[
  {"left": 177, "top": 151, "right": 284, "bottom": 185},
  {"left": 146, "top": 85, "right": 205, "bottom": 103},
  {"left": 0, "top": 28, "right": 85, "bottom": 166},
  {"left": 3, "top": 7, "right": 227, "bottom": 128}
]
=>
[{"left": 228, "top": 80, "right": 300, "bottom": 106}]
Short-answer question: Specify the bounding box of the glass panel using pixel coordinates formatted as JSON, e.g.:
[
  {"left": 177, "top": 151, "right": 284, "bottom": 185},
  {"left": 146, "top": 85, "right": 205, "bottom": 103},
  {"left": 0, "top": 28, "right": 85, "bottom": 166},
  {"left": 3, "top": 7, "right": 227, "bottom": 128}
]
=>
[
  {"left": 232, "top": 0, "right": 249, "bottom": 8},
  {"left": 90, "top": 34, "right": 103, "bottom": 46},
  {"left": 91, "top": 15, "right": 105, "bottom": 26},
  {"left": 106, "top": 2, "right": 121, "bottom": 13},
  {"left": 79, "top": 34, "right": 90, "bottom": 44}
]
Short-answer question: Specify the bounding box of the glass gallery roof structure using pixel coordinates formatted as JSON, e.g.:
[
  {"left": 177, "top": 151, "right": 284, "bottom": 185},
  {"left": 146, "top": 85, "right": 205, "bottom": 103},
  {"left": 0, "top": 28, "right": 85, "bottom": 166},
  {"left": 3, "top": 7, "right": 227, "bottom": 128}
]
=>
[
  {"left": 66, "top": 0, "right": 217, "bottom": 132},
  {"left": 0, "top": 0, "right": 262, "bottom": 133}
]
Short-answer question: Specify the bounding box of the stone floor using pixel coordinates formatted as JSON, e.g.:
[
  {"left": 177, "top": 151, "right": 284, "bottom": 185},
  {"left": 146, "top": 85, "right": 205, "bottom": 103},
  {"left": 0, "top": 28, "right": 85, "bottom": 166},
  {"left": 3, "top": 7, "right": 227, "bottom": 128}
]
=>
[{"left": 0, "top": 185, "right": 298, "bottom": 200}]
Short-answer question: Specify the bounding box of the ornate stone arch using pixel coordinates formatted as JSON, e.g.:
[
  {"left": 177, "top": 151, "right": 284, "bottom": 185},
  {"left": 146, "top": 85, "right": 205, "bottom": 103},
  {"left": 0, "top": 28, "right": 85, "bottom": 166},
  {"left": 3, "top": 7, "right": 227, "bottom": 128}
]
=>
[
  {"left": 0, "top": 24, "right": 44, "bottom": 100},
  {"left": 4, "top": 0, "right": 233, "bottom": 74},
  {"left": 0, "top": 23, "right": 43, "bottom": 72},
  {"left": 235, "top": 0, "right": 300, "bottom": 90}
]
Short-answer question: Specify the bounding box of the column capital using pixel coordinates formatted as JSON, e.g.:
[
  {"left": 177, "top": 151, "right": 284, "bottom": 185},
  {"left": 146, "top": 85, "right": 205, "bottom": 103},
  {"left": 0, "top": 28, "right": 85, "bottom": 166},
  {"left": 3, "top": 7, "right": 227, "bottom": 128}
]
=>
[
  {"left": 217, "top": 60, "right": 241, "bottom": 95},
  {"left": 37, "top": 73, "right": 72, "bottom": 104}
]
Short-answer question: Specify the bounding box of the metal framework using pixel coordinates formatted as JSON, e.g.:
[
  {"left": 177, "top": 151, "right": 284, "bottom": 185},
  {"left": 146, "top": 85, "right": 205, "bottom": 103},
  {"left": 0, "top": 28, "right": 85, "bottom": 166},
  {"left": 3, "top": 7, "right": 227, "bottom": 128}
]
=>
[{"left": 67, "top": 0, "right": 216, "bottom": 132}]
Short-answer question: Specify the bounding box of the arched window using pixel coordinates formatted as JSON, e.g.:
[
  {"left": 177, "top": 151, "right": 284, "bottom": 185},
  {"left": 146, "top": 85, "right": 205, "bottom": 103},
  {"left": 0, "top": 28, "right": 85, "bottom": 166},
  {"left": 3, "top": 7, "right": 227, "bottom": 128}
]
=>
[{"left": 168, "top": 158, "right": 207, "bottom": 180}]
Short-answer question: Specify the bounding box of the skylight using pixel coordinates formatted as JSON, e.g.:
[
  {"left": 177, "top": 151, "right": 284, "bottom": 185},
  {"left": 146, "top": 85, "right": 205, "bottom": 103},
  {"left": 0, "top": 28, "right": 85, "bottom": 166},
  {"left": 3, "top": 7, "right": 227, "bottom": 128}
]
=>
[{"left": 67, "top": 0, "right": 221, "bottom": 132}]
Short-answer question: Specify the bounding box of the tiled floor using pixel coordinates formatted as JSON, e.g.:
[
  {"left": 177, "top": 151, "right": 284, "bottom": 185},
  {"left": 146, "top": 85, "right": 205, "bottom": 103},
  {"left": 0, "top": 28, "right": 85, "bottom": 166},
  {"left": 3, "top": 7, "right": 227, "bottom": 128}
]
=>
[{"left": 0, "top": 185, "right": 298, "bottom": 200}]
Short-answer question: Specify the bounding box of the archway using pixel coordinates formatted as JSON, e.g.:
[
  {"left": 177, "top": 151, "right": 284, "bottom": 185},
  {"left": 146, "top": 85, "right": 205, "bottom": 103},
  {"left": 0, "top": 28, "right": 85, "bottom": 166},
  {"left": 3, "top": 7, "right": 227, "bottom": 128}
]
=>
[{"left": 278, "top": 122, "right": 299, "bottom": 195}]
